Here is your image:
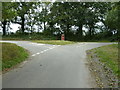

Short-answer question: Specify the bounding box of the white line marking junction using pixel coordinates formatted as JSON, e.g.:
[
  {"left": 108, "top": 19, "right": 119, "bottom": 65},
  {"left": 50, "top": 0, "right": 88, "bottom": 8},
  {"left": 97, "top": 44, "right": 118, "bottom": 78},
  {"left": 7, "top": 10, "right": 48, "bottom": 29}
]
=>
[
  {"left": 32, "top": 45, "right": 61, "bottom": 57},
  {"left": 76, "top": 43, "right": 86, "bottom": 47}
]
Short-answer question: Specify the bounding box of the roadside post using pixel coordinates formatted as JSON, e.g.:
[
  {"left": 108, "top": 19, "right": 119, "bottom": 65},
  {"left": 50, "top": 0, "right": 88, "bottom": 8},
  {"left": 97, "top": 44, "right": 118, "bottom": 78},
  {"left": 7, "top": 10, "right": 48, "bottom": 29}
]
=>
[{"left": 61, "top": 34, "right": 65, "bottom": 40}]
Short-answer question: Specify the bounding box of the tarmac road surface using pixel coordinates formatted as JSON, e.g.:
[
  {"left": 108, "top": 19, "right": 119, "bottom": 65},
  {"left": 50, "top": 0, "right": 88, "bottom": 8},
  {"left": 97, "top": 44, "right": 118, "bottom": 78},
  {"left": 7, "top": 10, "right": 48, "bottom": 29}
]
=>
[{"left": 1, "top": 41, "right": 116, "bottom": 88}]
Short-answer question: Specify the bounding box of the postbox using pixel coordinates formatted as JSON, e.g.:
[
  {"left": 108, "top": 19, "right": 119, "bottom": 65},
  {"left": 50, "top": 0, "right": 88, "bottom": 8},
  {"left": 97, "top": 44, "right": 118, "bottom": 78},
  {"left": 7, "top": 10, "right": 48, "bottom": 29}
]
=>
[{"left": 61, "top": 34, "right": 65, "bottom": 40}]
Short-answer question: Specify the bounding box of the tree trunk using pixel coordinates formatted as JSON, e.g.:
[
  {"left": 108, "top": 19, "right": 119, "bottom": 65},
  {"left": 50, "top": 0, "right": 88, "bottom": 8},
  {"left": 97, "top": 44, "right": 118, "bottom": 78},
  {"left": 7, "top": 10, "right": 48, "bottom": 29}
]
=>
[
  {"left": 31, "top": 25, "right": 33, "bottom": 33},
  {"left": 2, "top": 20, "right": 7, "bottom": 36},
  {"left": 79, "top": 24, "right": 83, "bottom": 37},
  {"left": 89, "top": 26, "right": 92, "bottom": 37},
  {"left": 64, "top": 24, "right": 70, "bottom": 40},
  {"left": 21, "top": 15, "right": 25, "bottom": 33},
  {"left": 43, "top": 21, "right": 46, "bottom": 31},
  {"left": 37, "top": 25, "right": 40, "bottom": 33},
  {"left": 77, "top": 24, "right": 83, "bottom": 41},
  {"left": 66, "top": 24, "right": 69, "bottom": 33},
  {"left": 89, "top": 25, "right": 94, "bottom": 39}
]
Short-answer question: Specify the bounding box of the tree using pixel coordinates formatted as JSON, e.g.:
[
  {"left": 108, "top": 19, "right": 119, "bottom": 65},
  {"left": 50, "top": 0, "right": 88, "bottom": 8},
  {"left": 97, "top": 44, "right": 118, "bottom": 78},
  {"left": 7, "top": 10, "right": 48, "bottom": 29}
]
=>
[
  {"left": 26, "top": 8, "right": 36, "bottom": 33},
  {"left": 49, "top": 2, "right": 112, "bottom": 41},
  {"left": 106, "top": 2, "right": 120, "bottom": 30},
  {"left": 1, "top": 2, "right": 115, "bottom": 41},
  {"left": 12, "top": 2, "right": 34, "bottom": 33},
  {"left": 49, "top": 2, "right": 76, "bottom": 40},
  {"left": 72, "top": 2, "right": 88, "bottom": 40},
  {"left": 2, "top": 2, "right": 17, "bottom": 36}
]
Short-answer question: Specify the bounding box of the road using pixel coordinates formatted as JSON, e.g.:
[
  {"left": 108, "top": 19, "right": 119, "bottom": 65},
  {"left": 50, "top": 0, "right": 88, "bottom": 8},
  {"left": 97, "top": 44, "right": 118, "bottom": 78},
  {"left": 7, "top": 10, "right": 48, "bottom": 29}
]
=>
[{"left": 1, "top": 41, "right": 115, "bottom": 88}]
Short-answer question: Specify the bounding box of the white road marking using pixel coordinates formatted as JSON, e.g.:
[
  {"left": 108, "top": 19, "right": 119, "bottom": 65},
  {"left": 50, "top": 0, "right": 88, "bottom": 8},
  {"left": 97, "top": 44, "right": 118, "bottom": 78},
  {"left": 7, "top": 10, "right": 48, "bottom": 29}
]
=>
[
  {"left": 40, "top": 51, "right": 44, "bottom": 53},
  {"left": 32, "top": 54, "right": 36, "bottom": 56},
  {"left": 49, "top": 47, "right": 54, "bottom": 49},
  {"left": 76, "top": 43, "right": 86, "bottom": 48},
  {"left": 0, "top": 41, "right": 18, "bottom": 43},
  {"left": 31, "top": 45, "right": 61, "bottom": 57},
  {"left": 29, "top": 43, "right": 35, "bottom": 44},
  {"left": 77, "top": 45, "right": 85, "bottom": 47},
  {"left": 36, "top": 53, "right": 40, "bottom": 55},
  {"left": 37, "top": 44, "right": 45, "bottom": 46},
  {"left": 57, "top": 45, "right": 61, "bottom": 46},
  {"left": 43, "top": 49, "right": 47, "bottom": 52},
  {"left": 30, "top": 43, "right": 45, "bottom": 46},
  {"left": 19, "top": 61, "right": 28, "bottom": 67},
  {"left": 78, "top": 43, "right": 86, "bottom": 45}
]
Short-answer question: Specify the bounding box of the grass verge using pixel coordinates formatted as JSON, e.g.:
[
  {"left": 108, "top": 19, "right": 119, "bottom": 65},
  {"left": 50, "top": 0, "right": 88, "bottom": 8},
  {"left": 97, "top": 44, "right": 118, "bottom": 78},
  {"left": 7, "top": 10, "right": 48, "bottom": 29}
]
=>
[
  {"left": 1, "top": 43, "right": 29, "bottom": 71},
  {"left": 87, "top": 44, "right": 119, "bottom": 88},
  {"left": 32, "top": 40, "right": 76, "bottom": 45},
  {"left": 90, "top": 44, "right": 119, "bottom": 76}
]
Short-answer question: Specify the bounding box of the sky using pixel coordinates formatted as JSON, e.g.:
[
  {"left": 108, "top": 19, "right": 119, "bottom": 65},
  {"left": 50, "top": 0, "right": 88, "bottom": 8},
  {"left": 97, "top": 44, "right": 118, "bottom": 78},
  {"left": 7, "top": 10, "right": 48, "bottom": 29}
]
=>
[
  {"left": 0, "top": 23, "right": 20, "bottom": 34},
  {"left": 7, "top": 23, "right": 89, "bottom": 33},
  {"left": 0, "top": 22, "right": 103, "bottom": 34},
  {"left": 10, "top": 24, "right": 21, "bottom": 32}
]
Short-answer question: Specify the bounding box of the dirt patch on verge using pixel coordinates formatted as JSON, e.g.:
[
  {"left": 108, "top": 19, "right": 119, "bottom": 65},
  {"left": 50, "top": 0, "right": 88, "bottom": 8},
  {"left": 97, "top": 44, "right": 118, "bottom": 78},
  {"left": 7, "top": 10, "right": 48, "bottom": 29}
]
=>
[{"left": 86, "top": 50, "right": 118, "bottom": 88}]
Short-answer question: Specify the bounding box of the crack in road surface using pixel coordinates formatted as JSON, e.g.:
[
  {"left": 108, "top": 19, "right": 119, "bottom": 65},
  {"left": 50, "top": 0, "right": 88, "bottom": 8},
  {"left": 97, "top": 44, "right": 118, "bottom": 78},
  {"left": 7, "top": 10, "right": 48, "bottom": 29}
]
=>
[{"left": 1, "top": 41, "right": 115, "bottom": 88}]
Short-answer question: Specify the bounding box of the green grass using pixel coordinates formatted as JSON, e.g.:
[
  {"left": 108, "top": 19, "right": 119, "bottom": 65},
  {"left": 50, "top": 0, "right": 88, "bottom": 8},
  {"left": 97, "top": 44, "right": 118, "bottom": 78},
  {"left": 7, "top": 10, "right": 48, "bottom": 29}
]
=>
[
  {"left": 92, "top": 44, "right": 119, "bottom": 76},
  {"left": 1, "top": 43, "right": 29, "bottom": 71},
  {"left": 32, "top": 40, "right": 76, "bottom": 45}
]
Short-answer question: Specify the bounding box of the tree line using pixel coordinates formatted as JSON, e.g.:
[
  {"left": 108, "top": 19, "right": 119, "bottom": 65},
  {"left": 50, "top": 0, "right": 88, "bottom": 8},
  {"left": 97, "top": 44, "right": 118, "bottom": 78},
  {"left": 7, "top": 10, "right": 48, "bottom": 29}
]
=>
[{"left": 1, "top": 2, "right": 119, "bottom": 41}]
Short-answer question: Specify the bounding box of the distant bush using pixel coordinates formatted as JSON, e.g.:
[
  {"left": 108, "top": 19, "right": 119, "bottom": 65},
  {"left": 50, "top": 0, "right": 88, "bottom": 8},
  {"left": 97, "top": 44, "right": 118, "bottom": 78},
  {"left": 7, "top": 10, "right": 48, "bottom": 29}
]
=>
[{"left": 2, "top": 33, "right": 57, "bottom": 40}]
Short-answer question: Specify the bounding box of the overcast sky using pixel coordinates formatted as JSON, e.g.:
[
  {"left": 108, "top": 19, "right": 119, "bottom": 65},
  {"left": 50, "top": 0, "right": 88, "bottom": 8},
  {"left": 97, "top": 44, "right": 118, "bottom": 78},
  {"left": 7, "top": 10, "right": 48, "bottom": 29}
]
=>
[
  {"left": 0, "top": 22, "right": 103, "bottom": 34},
  {"left": 8, "top": 23, "right": 89, "bottom": 33}
]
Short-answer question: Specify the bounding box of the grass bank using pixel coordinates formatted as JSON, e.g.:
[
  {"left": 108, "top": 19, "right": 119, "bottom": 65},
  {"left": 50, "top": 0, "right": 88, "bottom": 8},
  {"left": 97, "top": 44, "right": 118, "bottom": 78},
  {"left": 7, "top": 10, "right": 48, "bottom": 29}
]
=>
[
  {"left": 1, "top": 43, "right": 29, "bottom": 71},
  {"left": 94, "top": 44, "right": 119, "bottom": 75},
  {"left": 87, "top": 44, "right": 119, "bottom": 88},
  {"left": 88, "top": 44, "right": 119, "bottom": 75},
  {"left": 32, "top": 40, "right": 76, "bottom": 45}
]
